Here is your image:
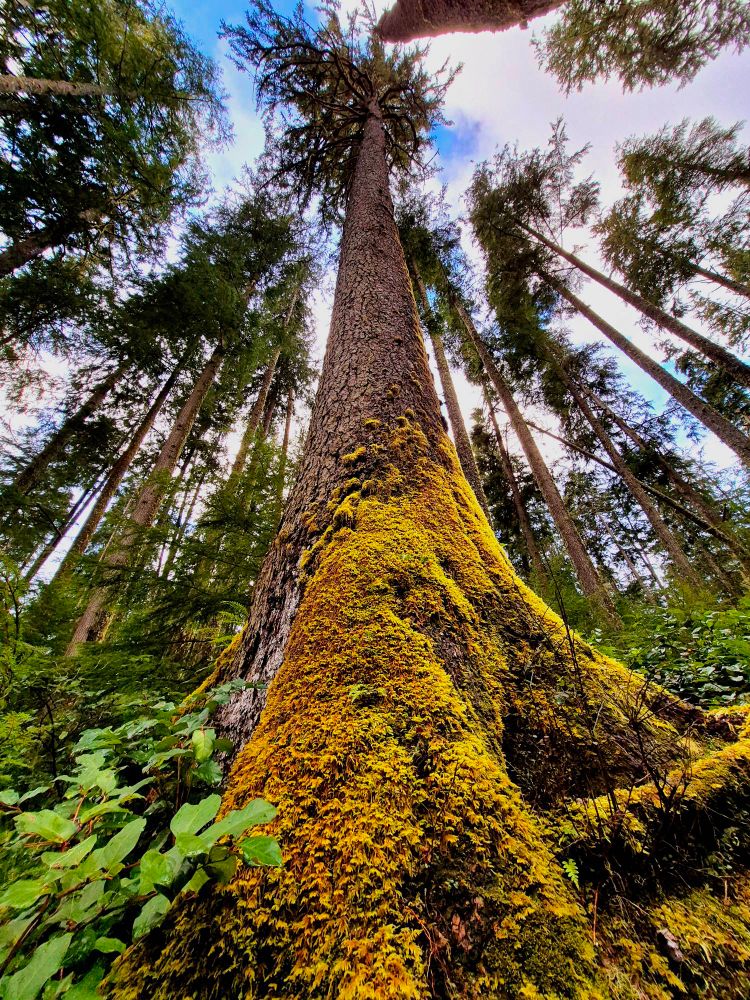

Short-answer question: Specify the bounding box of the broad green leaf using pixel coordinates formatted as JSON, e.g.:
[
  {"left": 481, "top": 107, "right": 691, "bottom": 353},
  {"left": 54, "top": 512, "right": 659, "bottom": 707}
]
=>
[
  {"left": 15, "top": 811, "right": 77, "bottom": 843},
  {"left": 2, "top": 932, "right": 71, "bottom": 1000},
  {"left": 0, "top": 879, "right": 50, "bottom": 910},
  {"left": 41, "top": 836, "right": 97, "bottom": 870},
  {"left": 77, "top": 801, "right": 127, "bottom": 824},
  {"left": 0, "top": 916, "right": 33, "bottom": 962},
  {"left": 191, "top": 728, "right": 215, "bottom": 762},
  {"left": 132, "top": 894, "right": 169, "bottom": 939},
  {"left": 50, "top": 880, "right": 105, "bottom": 926},
  {"left": 203, "top": 799, "right": 277, "bottom": 847},
  {"left": 181, "top": 868, "right": 210, "bottom": 894},
  {"left": 241, "top": 835, "right": 282, "bottom": 868},
  {"left": 93, "top": 937, "right": 126, "bottom": 955},
  {"left": 170, "top": 795, "right": 220, "bottom": 837},
  {"left": 213, "top": 738, "right": 233, "bottom": 754},
  {"left": 91, "top": 818, "right": 145, "bottom": 872},
  {"left": 139, "top": 850, "right": 179, "bottom": 890},
  {"left": 174, "top": 833, "right": 209, "bottom": 858},
  {"left": 0, "top": 789, "right": 19, "bottom": 806},
  {"left": 18, "top": 787, "right": 50, "bottom": 805},
  {"left": 195, "top": 760, "right": 222, "bottom": 786},
  {"left": 63, "top": 965, "right": 105, "bottom": 1000}
]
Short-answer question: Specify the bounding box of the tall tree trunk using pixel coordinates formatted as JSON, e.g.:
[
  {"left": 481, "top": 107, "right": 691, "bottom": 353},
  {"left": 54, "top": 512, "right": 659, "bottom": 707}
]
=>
[
  {"left": 12, "top": 363, "right": 126, "bottom": 495},
  {"left": 554, "top": 361, "right": 702, "bottom": 587},
  {"left": 109, "top": 105, "right": 750, "bottom": 1000},
  {"left": 692, "top": 262, "right": 750, "bottom": 300},
  {"left": 452, "top": 297, "right": 619, "bottom": 621},
  {"left": 52, "top": 361, "right": 183, "bottom": 583},
  {"left": 484, "top": 388, "right": 548, "bottom": 586},
  {"left": 0, "top": 208, "right": 102, "bottom": 278},
  {"left": 521, "top": 222, "right": 750, "bottom": 387},
  {"left": 609, "top": 529, "right": 657, "bottom": 603},
  {"left": 275, "top": 389, "right": 294, "bottom": 514},
  {"left": 65, "top": 344, "right": 225, "bottom": 653},
  {"left": 228, "top": 349, "right": 281, "bottom": 484},
  {"left": 378, "top": 0, "right": 562, "bottom": 41},
  {"left": 541, "top": 271, "right": 750, "bottom": 467},
  {"left": 412, "top": 266, "right": 491, "bottom": 519},
  {"left": 0, "top": 74, "right": 123, "bottom": 99}
]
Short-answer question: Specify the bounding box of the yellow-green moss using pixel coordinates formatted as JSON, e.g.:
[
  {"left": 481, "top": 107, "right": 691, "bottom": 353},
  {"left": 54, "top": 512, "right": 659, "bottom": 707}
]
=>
[{"left": 342, "top": 446, "right": 367, "bottom": 465}]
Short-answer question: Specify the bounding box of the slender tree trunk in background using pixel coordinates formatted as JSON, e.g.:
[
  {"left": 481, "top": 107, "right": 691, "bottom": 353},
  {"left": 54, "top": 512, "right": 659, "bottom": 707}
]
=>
[
  {"left": 12, "top": 363, "right": 126, "bottom": 495},
  {"left": 484, "top": 388, "right": 548, "bottom": 586},
  {"left": 693, "top": 262, "right": 750, "bottom": 300},
  {"left": 412, "top": 267, "right": 491, "bottom": 519},
  {"left": 275, "top": 389, "right": 294, "bottom": 514},
  {"left": 583, "top": 388, "right": 750, "bottom": 578},
  {"left": 65, "top": 344, "right": 225, "bottom": 654},
  {"left": 0, "top": 208, "right": 102, "bottom": 278},
  {"left": 228, "top": 349, "right": 281, "bottom": 484},
  {"left": 541, "top": 270, "right": 750, "bottom": 467},
  {"left": 110, "top": 102, "right": 750, "bottom": 1000},
  {"left": 53, "top": 362, "right": 183, "bottom": 583},
  {"left": 523, "top": 223, "right": 750, "bottom": 388},
  {"left": 161, "top": 466, "right": 207, "bottom": 583},
  {"left": 610, "top": 530, "right": 657, "bottom": 603},
  {"left": 556, "top": 362, "right": 702, "bottom": 587},
  {"left": 453, "top": 298, "right": 619, "bottom": 621},
  {"left": 0, "top": 74, "right": 121, "bottom": 99}
]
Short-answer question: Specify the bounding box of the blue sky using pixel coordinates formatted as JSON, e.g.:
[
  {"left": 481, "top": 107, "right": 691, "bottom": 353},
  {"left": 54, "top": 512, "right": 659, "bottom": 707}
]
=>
[{"left": 167, "top": 0, "right": 750, "bottom": 474}]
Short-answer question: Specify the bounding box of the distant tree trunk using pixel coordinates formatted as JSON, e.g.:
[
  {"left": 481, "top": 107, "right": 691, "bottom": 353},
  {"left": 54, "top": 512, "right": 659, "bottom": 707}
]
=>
[
  {"left": 452, "top": 298, "right": 619, "bottom": 621},
  {"left": 541, "top": 271, "right": 750, "bottom": 467},
  {"left": 53, "top": 361, "right": 183, "bottom": 583},
  {"left": 484, "top": 389, "right": 548, "bottom": 586},
  {"left": 0, "top": 208, "right": 102, "bottom": 278},
  {"left": 692, "top": 262, "right": 750, "bottom": 300},
  {"left": 65, "top": 343, "right": 225, "bottom": 653},
  {"left": 555, "top": 362, "right": 702, "bottom": 587},
  {"left": 609, "top": 530, "right": 657, "bottom": 603},
  {"left": 378, "top": 0, "right": 562, "bottom": 41},
  {"left": 228, "top": 349, "right": 281, "bottom": 484},
  {"left": 0, "top": 74, "right": 121, "bottom": 99},
  {"left": 12, "top": 363, "right": 127, "bottom": 495},
  {"left": 412, "top": 267, "right": 491, "bottom": 518},
  {"left": 522, "top": 222, "right": 750, "bottom": 388},
  {"left": 275, "top": 389, "right": 294, "bottom": 514},
  {"left": 160, "top": 465, "right": 207, "bottom": 583}
]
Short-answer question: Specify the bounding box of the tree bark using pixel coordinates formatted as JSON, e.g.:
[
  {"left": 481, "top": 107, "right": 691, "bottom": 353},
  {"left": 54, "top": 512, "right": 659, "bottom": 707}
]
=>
[
  {"left": 692, "top": 262, "right": 750, "bottom": 300},
  {"left": 609, "top": 530, "right": 657, "bottom": 603},
  {"left": 452, "top": 297, "right": 620, "bottom": 621},
  {"left": 378, "top": 0, "right": 562, "bottom": 42},
  {"left": 12, "top": 363, "right": 127, "bottom": 495},
  {"left": 65, "top": 344, "right": 225, "bottom": 653},
  {"left": 522, "top": 222, "right": 750, "bottom": 388},
  {"left": 52, "top": 361, "right": 183, "bottom": 583},
  {"left": 554, "top": 361, "right": 702, "bottom": 587},
  {"left": 0, "top": 208, "right": 102, "bottom": 278},
  {"left": 0, "top": 74, "right": 118, "bottom": 99},
  {"left": 412, "top": 266, "right": 492, "bottom": 519},
  {"left": 275, "top": 389, "right": 294, "bottom": 514},
  {"left": 484, "top": 388, "right": 548, "bottom": 586},
  {"left": 541, "top": 270, "right": 750, "bottom": 467},
  {"left": 228, "top": 349, "right": 281, "bottom": 483}
]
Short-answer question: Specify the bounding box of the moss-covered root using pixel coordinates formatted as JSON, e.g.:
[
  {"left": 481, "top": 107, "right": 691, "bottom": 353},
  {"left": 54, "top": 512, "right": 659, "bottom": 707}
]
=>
[{"left": 108, "top": 427, "right": 603, "bottom": 999}]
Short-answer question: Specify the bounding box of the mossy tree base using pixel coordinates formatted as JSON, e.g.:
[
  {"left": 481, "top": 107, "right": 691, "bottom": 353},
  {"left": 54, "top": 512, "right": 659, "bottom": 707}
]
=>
[{"left": 108, "top": 418, "right": 750, "bottom": 999}]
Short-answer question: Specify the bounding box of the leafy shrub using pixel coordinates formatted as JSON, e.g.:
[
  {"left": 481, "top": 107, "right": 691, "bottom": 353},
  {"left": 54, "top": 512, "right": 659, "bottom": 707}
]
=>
[{"left": 0, "top": 680, "right": 280, "bottom": 999}]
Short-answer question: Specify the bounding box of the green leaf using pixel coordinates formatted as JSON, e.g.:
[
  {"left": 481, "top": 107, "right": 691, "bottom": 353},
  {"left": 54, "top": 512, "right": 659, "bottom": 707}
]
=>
[
  {"left": 170, "top": 795, "right": 221, "bottom": 838},
  {"left": 132, "top": 894, "right": 170, "bottom": 939},
  {"left": 41, "top": 835, "right": 97, "bottom": 870},
  {"left": 15, "top": 811, "right": 77, "bottom": 843},
  {"left": 205, "top": 844, "right": 237, "bottom": 884},
  {"left": 63, "top": 965, "right": 105, "bottom": 1000},
  {"left": 2, "top": 932, "right": 72, "bottom": 1000},
  {"left": 139, "top": 850, "right": 179, "bottom": 890},
  {"left": 93, "top": 937, "right": 126, "bottom": 955},
  {"left": 191, "top": 728, "right": 215, "bottom": 762},
  {"left": 0, "top": 789, "right": 19, "bottom": 806},
  {"left": 0, "top": 879, "right": 51, "bottom": 910},
  {"left": 213, "top": 738, "right": 233, "bottom": 754},
  {"left": 91, "top": 818, "right": 145, "bottom": 872},
  {"left": 174, "top": 832, "right": 209, "bottom": 859},
  {"left": 195, "top": 760, "right": 222, "bottom": 786},
  {"left": 181, "top": 868, "right": 210, "bottom": 894},
  {"left": 203, "top": 799, "right": 276, "bottom": 847},
  {"left": 240, "top": 835, "right": 282, "bottom": 868}
]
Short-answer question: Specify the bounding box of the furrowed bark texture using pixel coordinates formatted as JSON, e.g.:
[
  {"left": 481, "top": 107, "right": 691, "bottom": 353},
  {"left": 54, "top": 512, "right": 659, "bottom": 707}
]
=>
[
  {"left": 378, "top": 0, "right": 562, "bottom": 42},
  {"left": 12, "top": 364, "right": 126, "bottom": 495},
  {"left": 412, "top": 267, "right": 491, "bottom": 519},
  {"left": 65, "top": 345, "right": 224, "bottom": 652},
  {"left": 0, "top": 208, "right": 101, "bottom": 278},
  {"left": 522, "top": 223, "right": 750, "bottom": 388},
  {"left": 543, "top": 272, "right": 750, "bottom": 468},
  {"left": 109, "top": 110, "right": 750, "bottom": 1000}
]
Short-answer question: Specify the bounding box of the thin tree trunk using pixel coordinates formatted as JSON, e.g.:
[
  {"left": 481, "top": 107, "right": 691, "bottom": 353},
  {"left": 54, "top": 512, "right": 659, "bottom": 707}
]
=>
[
  {"left": 555, "top": 361, "right": 702, "bottom": 587},
  {"left": 521, "top": 222, "right": 750, "bottom": 388},
  {"left": 692, "top": 262, "right": 750, "bottom": 300},
  {"left": 12, "top": 363, "right": 127, "bottom": 495},
  {"left": 228, "top": 349, "right": 281, "bottom": 484},
  {"left": 52, "top": 361, "right": 183, "bottom": 583},
  {"left": 0, "top": 208, "right": 102, "bottom": 278},
  {"left": 275, "top": 389, "right": 294, "bottom": 514},
  {"left": 452, "top": 298, "right": 619, "bottom": 621},
  {"left": 540, "top": 270, "right": 750, "bottom": 467},
  {"left": 0, "top": 74, "right": 119, "bottom": 98},
  {"left": 161, "top": 466, "right": 207, "bottom": 583},
  {"left": 485, "top": 388, "right": 548, "bottom": 586},
  {"left": 65, "top": 343, "right": 225, "bottom": 653},
  {"left": 610, "top": 530, "right": 657, "bottom": 603},
  {"left": 412, "top": 267, "right": 491, "bottom": 520}
]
